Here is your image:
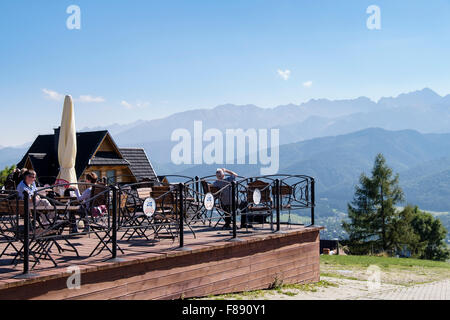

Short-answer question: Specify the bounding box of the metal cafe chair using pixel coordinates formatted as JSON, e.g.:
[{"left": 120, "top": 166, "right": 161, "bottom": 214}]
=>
[
  {"left": 196, "top": 180, "right": 230, "bottom": 228},
  {"left": 1, "top": 199, "right": 51, "bottom": 267},
  {"left": 188, "top": 180, "right": 215, "bottom": 226},
  {"left": 118, "top": 188, "right": 153, "bottom": 241},
  {"left": 137, "top": 187, "right": 152, "bottom": 200},
  {"left": 88, "top": 185, "right": 124, "bottom": 257},
  {"left": 0, "top": 193, "right": 21, "bottom": 260},
  {"left": 149, "top": 186, "right": 180, "bottom": 240},
  {"left": 33, "top": 194, "right": 81, "bottom": 257},
  {"left": 243, "top": 180, "right": 274, "bottom": 230},
  {"left": 0, "top": 196, "right": 45, "bottom": 266},
  {"left": 1, "top": 195, "right": 77, "bottom": 269},
  {"left": 274, "top": 183, "right": 294, "bottom": 228},
  {"left": 18, "top": 220, "right": 72, "bottom": 269}
]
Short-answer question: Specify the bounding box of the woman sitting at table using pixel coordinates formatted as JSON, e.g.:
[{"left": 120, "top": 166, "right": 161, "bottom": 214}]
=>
[
  {"left": 70, "top": 172, "right": 99, "bottom": 233},
  {"left": 16, "top": 170, "right": 51, "bottom": 207},
  {"left": 74, "top": 172, "right": 98, "bottom": 203}
]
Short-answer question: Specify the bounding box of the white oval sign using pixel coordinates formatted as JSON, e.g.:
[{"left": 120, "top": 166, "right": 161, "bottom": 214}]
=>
[
  {"left": 253, "top": 188, "right": 261, "bottom": 205},
  {"left": 143, "top": 197, "right": 156, "bottom": 217},
  {"left": 204, "top": 193, "right": 215, "bottom": 210}
]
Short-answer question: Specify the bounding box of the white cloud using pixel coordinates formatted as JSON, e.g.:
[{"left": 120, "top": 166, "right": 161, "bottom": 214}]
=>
[
  {"left": 136, "top": 101, "right": 150, "bottom": 108},
  {"left": 78, "top": 95, "right": 105, "bottom": 103},
  {"left": 303, "top": 81, "right": 313, "bottom": 88},
  {"left": 42, "top": 89, "right": 105, "bottom": 103},
  {"left": 121, "top": 100, "right": 150, "bottom": 109},
  {"left": 121, "top": 100, "right": 133, "bottom": 109},
  {"left": 277, "top": 69, "right": 291, "bottom": 80},
  {"left": 42, "top": 88, "right": 64, "bottom": 101}
]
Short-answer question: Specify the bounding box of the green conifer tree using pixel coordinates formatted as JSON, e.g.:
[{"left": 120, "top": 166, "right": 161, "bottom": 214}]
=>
[{"left": 343, "top": 154, "right": 405, "bottom": 254}]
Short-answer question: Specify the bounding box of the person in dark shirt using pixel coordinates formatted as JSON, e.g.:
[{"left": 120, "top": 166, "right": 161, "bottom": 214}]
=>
[{"left": 213, "top": 168, "right": 237, "bottom": 230}]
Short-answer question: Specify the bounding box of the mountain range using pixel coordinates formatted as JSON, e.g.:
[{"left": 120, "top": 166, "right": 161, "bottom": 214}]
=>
[
  {"left": 111, "top": 88, "right": 449, "bottom": 142},
  {"left": 104, "top": 88, "right": 450, "bottom": 166}
]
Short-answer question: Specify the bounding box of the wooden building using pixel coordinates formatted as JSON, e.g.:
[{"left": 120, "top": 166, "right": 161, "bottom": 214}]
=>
[{"left": 17, "top": 128, "right": 157, "bottom": 184}]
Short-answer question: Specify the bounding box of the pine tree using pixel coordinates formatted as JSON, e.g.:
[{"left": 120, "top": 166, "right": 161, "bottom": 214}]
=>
[{"left": 343, "top": 154, "right": 405, "bottom": 254}]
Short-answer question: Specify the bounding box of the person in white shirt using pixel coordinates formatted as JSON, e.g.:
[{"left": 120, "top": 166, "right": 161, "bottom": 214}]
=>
[
  {"left": 74, "top": 172, "right": 98, "bottom": 204},
  {"left": 72, "top": 172, "right": 98, "bottom": 233}
]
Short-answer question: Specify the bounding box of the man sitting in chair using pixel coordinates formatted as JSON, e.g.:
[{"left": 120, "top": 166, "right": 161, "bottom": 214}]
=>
[
  {"left": 212, "top": 168, "right": 251, "bottom": 230},
  {"left": 213, "top": 168, "right": 237, "bottom": 230}
]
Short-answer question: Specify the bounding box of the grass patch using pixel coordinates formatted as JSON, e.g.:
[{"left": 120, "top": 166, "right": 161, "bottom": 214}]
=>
[
  {"left": 321, "top": 254, "right": 450, "bottom": 270},
  {"left": 200, "top": 280, "right": 338, "bottom": 300},
  {"left": 320, "top": 271, "right": 359, "bottom": 281},
  {"left": 275, "top": 280, "right": 338, "bottom": 296},
  {"left": 283, "top": 280, "right": 338, "bottom": 291}
]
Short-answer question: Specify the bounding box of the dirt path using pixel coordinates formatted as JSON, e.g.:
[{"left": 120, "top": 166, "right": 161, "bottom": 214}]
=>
[
  {"left": 204, "top": 277, "right": 450, "bottom": 300},
  {"left": 265, "top": 277, "right": 450, "bottom": 300},
  {"left": 203, "top": 257, "right": 450, "bottom": 300}
]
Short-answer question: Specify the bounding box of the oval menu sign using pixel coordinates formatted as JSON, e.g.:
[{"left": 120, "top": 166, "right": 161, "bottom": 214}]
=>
[
  {"left": 143, "top": 197, "right": 156, "bottom": 217},
  {"left": 253, "top": 188, "right": 261, "bottom": 205},
  {"left": 204, "top": 193, "right": 215, "bottom": 210}
]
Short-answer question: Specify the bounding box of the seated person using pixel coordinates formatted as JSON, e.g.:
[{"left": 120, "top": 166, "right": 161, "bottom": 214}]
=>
[
  {"left": 17, "top": 170, "right": 53, "bottom": 224},
  {"left": 71, "top": 172, "right": 99, "bottom": 233},
  {"left": 16, "top": 170, "right": 50, "bottom": 207},
  {"left": 74, "top": 172, "right": 98, "bottom": 203},
  {"left": 212, "top": 168, "right": 238, "bottom": 230},
  {"left": 4, "top": 168, "right": 21, "bottom": 190}
]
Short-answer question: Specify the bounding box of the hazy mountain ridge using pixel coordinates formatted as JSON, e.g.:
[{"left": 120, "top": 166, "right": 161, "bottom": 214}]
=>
[
  {"left": 4, "top": 87, "right": 449, "bottom": 151},
  {"left": 0, "top": 146, "right": 28, "bottom": 169},
  {"left": 173, "top": 128, "right": 450, "bottom": 214},
  {"left": 109, "top": 88, "right": 450, "bottom": 149}
]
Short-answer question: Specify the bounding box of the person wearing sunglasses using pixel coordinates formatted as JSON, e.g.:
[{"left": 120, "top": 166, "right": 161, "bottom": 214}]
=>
[
  {"left": 16, "top": 170, "right": 51, "bottom": 206},
  {"left": 16, "top": 170, "right": 38, "bottom": 200}
]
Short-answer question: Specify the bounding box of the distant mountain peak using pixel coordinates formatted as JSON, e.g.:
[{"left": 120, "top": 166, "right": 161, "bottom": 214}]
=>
[
  {"left": 214, "top": 103, "right": 259, "bottom": 110},
  {"left": 378, "top": 88, "right": 442, "bottom": 108},
  {"left": 401, "top": 87, "right": 441, "bottom": 98}
]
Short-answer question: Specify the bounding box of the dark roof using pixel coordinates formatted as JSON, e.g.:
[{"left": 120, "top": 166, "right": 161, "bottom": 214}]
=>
[
  {"left": 119, "top": 148, "right": 157, "bottom": 180},
  {"left": 89, "top": 151, "right": 130, "bottom": 166},
  {"left": 28, "top": 153, "right": 53, "bottom": 178},
  {"left": 18, "top": 130, "right": 108, "bottom": 179}
]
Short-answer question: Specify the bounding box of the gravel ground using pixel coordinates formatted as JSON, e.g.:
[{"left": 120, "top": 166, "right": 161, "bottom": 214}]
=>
[{"left": 203, "top": 261, "right": 450, "bottom": 300}]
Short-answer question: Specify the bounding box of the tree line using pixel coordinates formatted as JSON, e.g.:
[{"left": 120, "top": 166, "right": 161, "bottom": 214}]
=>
[{"left": 0, "top": 165, "right": 16, "bottom": 189}]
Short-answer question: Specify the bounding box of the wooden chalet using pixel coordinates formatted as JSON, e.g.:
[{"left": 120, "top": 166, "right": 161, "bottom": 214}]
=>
[{"left": 17, "top": 128, "right": 157, "bottom": 184}]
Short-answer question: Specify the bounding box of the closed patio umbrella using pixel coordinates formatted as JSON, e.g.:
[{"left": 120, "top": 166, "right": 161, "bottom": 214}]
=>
[{"left": 56, "top": 95, "right": 77, "bottom": 189}]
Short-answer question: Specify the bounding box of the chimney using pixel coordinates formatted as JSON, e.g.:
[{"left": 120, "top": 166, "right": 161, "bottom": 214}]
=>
[{"left": 54, "top": 127, "right": 60, "bottom": 155}]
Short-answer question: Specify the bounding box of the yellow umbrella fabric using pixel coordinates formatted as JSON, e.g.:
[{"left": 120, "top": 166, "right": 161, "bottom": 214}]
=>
[{"left": 56, "top": 95, "right": 77, "bottom": 187}]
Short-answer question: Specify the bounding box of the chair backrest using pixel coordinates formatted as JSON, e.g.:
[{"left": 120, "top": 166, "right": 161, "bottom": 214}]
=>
[
  {"left": 151, "top": 186, "right": 175, "bottom": 208},
  {"left": 0, "top": 197, "right": 25, "bottom": 216},
  {"left": 14, "top": 200, "right": 26, "bottom": 216},
  {"left": 272, "top": 184, "right": 293, "bottom": 197},
  {"left": 137, "top": 187, "right": 152, "bottom": 200},
  {"left": 119, "top": 192, "right": 128, "bottom": 208},
  {"left": 90, "top": 184, "right": 108, "bottom": 208},
  {"left": 0, "top": 195, "right": 10, "bottom": 214},
  {"left": 247, "top": 180, "right": 271, "bottom": 203},
  {"left": 201, "top": 180, "right": 211, "bottom": 194}
]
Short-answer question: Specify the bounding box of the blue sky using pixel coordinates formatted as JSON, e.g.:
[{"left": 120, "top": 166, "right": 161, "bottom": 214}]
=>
[{"left": 1, "top": 0, "right": 450, "bottom": 146}]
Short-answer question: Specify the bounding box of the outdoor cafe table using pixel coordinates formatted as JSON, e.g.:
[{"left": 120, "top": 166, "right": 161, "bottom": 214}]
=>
[
  {"left": 33, "top": 205, "right": 81, "bottom": 229},
  {"left": 34, "top": 205, "right": 81, "bottom": 212}
]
